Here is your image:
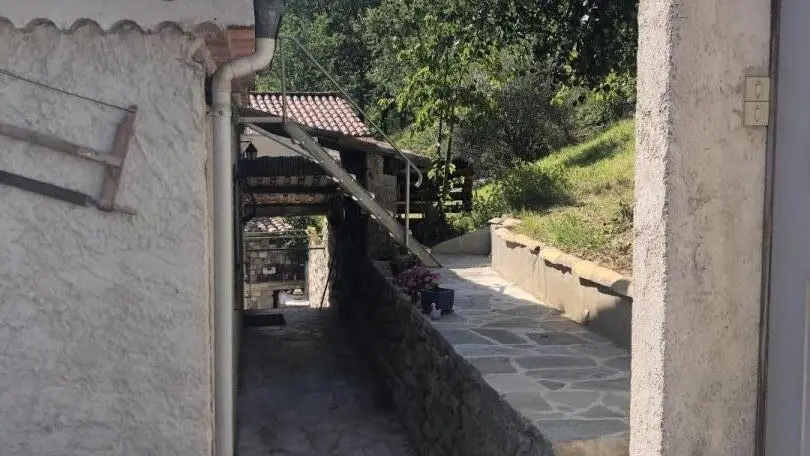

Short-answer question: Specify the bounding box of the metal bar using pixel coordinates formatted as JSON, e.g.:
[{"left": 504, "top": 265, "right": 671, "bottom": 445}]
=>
[
  {"left": 239, "top": 117, "right": 284, "bottom": 123},
  {"left": 0, "top": 67, "right": 135, "bottom": 113},
  {"left": 0, "top": 120, "right": 123, "bottom": 167},
  {"left": 0, "top": 169, "right": 92, "bottom": 207},
  {"left": 98, "top": 107, "right": 137, "bottom": 211},
  {"left": 405, "top": 163, "right": 410, "bottom": 252},
  {"left": 281, "top": 38, "right": 288, "bottom": 121},
  {"left": 0, "top": 169, "right": 136, "bottom": 215}
]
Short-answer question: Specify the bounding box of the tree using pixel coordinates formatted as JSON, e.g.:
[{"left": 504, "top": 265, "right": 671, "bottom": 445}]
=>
[
  {"left": 479, "top": 0, "right": 638, "bottom": 86},
  {"left": 257, "top": 0, "right": 379, "bottom": 109}
]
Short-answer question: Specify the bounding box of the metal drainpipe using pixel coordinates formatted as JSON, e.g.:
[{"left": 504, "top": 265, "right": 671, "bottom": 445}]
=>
[{"left": 211, "top": 1, "right": 282, "bottom": 455}]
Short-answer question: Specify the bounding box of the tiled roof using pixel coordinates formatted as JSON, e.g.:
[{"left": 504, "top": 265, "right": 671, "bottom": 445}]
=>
[
  {"left": 249, "top": 92, "right": 372, "bottom": 137},
  {"left": 244, "top": 217, "right": 294, "bottom": 233}
]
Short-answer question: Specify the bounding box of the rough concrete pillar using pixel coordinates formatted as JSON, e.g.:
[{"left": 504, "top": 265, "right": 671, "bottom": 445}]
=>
[
  {"left": 365, "top": 154, "right": 397, "bottom": 260},
  {"left": 632, "top": 1, "right": 771, "bottom": 455},
  {"left": 306, "top": 223, "right": 333, "bottom": 308}
]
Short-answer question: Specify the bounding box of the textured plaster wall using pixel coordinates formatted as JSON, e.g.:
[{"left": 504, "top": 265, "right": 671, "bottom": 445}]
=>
[
  {"left": 0, "top": 23, "right": 213, "bottom": 455},
  {"left": 0, "top": 0, "right": 253, "bottom": 30},
  {"left": 632, "top": 0, "right": 771, "bottom": 455}
]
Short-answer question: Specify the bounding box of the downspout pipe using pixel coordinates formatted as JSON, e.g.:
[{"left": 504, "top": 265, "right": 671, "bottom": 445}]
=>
[{"left": 211, "top": 1, "right": 282, "bottom": 455}]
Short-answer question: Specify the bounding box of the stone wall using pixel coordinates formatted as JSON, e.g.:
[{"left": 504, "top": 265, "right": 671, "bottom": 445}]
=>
[
  {"left": 330, "top": 209, "right": 551, "bottom": 456},
  {"left": 490, "top": 220, "right": 632, "bottom": 349},
  {"left": 306, "top": 224, "right": 333, "bottom": 309},
  {"left": 242, "top": 232, "right": 307, "bottom": 309},
  {"left": 243, "top": 233, "right": 306, "bottom": 283},
  {"left": 0, "top": 23, "right": 213, "bottom": 455}
]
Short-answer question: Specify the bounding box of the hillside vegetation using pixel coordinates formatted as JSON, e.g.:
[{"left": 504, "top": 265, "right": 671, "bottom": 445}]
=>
[
  {"left": 452, "top": 121, "right": 634, "bottom": 274},
  {"left": 258, "top": 0, "right": 638, "bottom": 271}
]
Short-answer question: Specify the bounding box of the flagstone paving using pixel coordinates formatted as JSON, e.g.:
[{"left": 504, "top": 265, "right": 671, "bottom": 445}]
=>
[
  {"left": 237, "top": 309, "right": 414, "bottom": 456},
  {"left": 429, "top": 254, "right": 631, "bottom": 444}
]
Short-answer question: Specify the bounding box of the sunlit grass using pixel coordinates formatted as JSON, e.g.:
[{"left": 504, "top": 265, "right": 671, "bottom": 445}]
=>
[{"left": 514, "top": 120, "right": 635, "bottom": 273}]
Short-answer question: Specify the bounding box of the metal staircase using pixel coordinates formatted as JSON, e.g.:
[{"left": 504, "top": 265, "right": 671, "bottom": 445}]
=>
[
  {"left": 245, "top": 120, "right": 440, "bottom": 267},
  {"left": 240, "top": 34, "right": 440, "bottom": 268}
]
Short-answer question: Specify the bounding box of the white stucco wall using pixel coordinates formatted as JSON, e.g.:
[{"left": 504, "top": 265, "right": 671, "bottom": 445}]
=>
[
  {"left": 0, "top": 22, "right": 213, "bottom": 456},
  {"left": 632, "top": 0, "right": 771, "bottom": 455},
  {"left": 0, "top": 0, "right": 253, "bottom": 30}
]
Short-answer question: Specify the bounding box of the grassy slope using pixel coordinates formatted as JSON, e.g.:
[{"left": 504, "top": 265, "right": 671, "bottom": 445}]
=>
[{"left": 514, "top": 120, "right": 635, "bottom": 274}]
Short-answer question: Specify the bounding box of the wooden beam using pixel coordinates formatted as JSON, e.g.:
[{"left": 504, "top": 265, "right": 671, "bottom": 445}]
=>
[
  {"left": 245, "top": 185, "right": 337, "bottom": 194},
  {"left": 251, "top": 204, "right": 330, "bottom": 217},
  {"left": 98, "top": 107, "right": 137, "bottom": 211}
]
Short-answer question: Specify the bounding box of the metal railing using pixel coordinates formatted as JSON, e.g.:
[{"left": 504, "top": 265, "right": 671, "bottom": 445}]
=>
[{"left": 278, "top": 35, "right": 421, "bottom": 251}]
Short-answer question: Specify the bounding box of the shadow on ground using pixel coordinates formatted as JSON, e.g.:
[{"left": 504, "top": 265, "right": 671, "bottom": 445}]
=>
[{"left": 237, "top": 309, "right": 414, "bottom": 456}]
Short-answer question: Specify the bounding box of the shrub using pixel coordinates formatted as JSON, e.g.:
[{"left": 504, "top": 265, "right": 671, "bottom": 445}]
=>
[
  {"left": 498, "top": 162, "right": 571, "bottom": 211},
  {"left": 453, "top": 70, "right": 572, "bottom": 179},
  {"left": 553, "top": 73, "right": 636, "bottom": 141},
  {"left": 447, "top": 186, "right": 509, "bottom": 232}
]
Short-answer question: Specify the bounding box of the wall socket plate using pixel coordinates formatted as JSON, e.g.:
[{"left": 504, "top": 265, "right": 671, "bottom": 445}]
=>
[
  {"left": 744, "top": 101, "right": 770, "bottom": 127},
  {"left": 744, "top": 76, "right": 771, "bottom": 127},
  {"left": 745, "top": 77, "right": 770, "bottom": 102}
]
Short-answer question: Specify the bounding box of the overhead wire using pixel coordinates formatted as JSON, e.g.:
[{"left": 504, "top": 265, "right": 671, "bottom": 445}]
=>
[{"left": 0, "top": 67, "right": 135, "bottom": 113}]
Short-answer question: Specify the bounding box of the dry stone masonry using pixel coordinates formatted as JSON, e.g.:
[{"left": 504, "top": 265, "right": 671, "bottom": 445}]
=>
[
  {"left": 332, "top": 215, "right": 630, "bottom": 456},
  {"left": 242, "top": 230, "right": 307, "bottom": 310}
]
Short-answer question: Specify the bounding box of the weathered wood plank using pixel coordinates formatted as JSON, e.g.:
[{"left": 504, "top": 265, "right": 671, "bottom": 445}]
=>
[
  {"left": 0, "top": 120, "right": 122, "bottom": 167},
  {"left": 98, "top": 106, "right": 137, "bottom": 211}
]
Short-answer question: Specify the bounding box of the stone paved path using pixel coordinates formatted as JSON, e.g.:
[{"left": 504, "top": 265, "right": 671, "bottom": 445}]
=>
[
  {"left": 430, "top": 255, "right": 631, "bottom": 444},
  {"left": 237, "top": 309, "right": 413, "bottom": 456}
]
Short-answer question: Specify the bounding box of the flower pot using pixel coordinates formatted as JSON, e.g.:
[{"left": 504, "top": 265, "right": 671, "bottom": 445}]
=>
[{"left": 421, "top": 287, "right": 455, "bottom": 315}]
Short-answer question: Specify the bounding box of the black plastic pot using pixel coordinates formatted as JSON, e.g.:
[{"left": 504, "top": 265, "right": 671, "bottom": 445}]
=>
[{"left": 421, "top": 287, "right": 455, "bottom": 315}]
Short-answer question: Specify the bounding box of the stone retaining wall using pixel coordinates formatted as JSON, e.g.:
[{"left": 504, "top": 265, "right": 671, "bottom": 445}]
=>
[
  {"left": 490, "top": 219, "right": 632, "bottom": 349},
  {"left": 331, "top": 215, "right": 551, "bottom": 456}
]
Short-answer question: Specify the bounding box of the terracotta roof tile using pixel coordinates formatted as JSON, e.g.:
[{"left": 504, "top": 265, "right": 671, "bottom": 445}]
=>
[
  {"left": 244, "top": 217, "right": 294, "bottom": 233},
  {"left": 249, "top": 92, "right": 372, "bottom": 137}
]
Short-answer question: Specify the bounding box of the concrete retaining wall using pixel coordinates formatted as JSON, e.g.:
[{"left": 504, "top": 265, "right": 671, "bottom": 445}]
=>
[
  {"left": 431, "top": 227, "right": 491, "bottom": 255},
  {"left": 490, "top": 219, "right": 632, "bottom": 349},
  {"left": 330, "top": 211, "right": 551, "bottom": 456}
]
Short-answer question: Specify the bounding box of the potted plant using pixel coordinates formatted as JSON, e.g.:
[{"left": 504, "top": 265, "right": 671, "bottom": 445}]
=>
[
  {"left": 421, "top": 284, "right": 455, "bottom": 315},
  {"left": 394, "top": 267, "right": 444, "bottom": 313}
]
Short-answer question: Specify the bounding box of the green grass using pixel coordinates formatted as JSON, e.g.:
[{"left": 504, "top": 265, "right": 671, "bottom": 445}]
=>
[
  {"left": 513, "top": 120, "right": 635, "bottom": 273},
  {"left": 389, "top": 124, "right": 438, "bottom": 158}
]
